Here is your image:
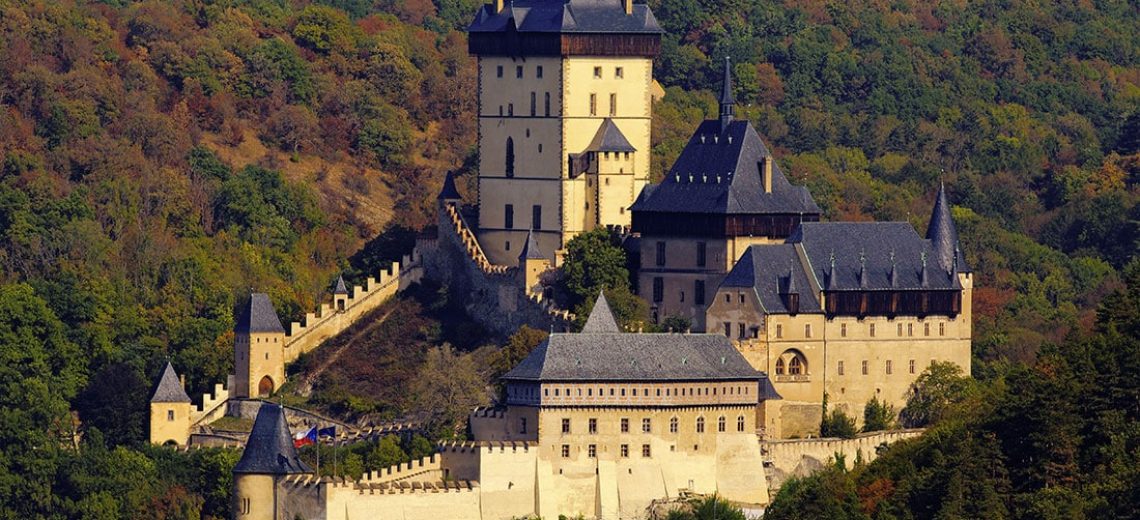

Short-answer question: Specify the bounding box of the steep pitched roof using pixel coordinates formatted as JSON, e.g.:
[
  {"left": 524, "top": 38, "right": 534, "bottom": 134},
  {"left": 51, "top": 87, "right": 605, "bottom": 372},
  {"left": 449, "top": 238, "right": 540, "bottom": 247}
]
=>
[
  {"left": 518, "top": 229, "right": 547, "bottom": 262},
  {"left": 925, "top": 184, "right": 970, "bottom": 273},
  {"left": 586, "top": 119, "right": 636, "bottom": 152},
  {"left": 150, "top": 361, "right": 192, "bottom": 403},
  {"left": 233, "top": 404, "right": 312, "bottom": 475},
  {"left": 788, "top": 222, "right": 960, "bottom": 291},
  {"left": 629, "top": 120, "right": 820, "bottom": 216},
  {"left": 721, "top": 245, "right": 822, "bottom": 314},
  {"left": 469, "top": 0, "right": 662, "bottom": 34},
  {"left": 236, "top": 293, "right": 285, "bottom": 334},
  {"left": 437, "top": 171, "right": 461, "bottom": 201},
  {"left": 501, "top": 332, "right": 760, "bottom": 382},
  {"left": 581, "top": 292, "right": 620, "bottom": 333},
  {"left": 719, "top": 56, "right": 735, "bottom": 107},
  {"left": 333, "top": 275, "right": 348, "bottom": 295}
]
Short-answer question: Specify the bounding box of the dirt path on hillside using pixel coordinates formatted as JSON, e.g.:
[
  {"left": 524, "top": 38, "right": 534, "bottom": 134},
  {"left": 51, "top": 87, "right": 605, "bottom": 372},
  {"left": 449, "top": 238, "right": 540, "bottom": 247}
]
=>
[{"left": 295, "top": 307, "right": 397, "bottom": 397}]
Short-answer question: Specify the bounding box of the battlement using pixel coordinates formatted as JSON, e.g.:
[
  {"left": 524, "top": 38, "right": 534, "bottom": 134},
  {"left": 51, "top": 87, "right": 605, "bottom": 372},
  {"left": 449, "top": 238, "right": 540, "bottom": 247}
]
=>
[
  {"left": 443, "top": 204, "right": 514, "bottom": 276},
  {"left": 362, "top": 454, "right": 441, "bottom": 483},
  {"left": 189, "top": 375, "right": 233, "bottom": 427},
  {"left": 470, "top": 406, "right": 505, "bottom": 419},
  {"left": 281, "top": 474, "right": 478, "bottom": 495},
  {"left": 437, "top": 440, "right": 537, "bottom": 454}
]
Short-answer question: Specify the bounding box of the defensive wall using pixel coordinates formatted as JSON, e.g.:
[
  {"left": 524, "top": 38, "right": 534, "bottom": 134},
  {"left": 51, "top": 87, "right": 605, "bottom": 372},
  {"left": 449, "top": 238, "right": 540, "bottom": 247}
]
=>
[
  {"left": 760, "top": 429, "right": 925, "bottom": 491},
  {"left": 417, "top": 203, "right": 574, "bottom": 337}
]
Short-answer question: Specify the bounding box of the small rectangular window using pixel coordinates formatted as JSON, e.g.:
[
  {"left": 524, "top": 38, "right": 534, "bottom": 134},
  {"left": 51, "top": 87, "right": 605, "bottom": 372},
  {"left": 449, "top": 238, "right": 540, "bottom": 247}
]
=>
[
  {"left": 496, "top": 65, "right": 503, "bottom": 78},
  {"left": 621, "top": 418, "right": 629, "bottom": 433},
  {"left": 724, "top": 322, "right": 731, "bottom": 338},
  {"left": 593, "top": 66, "right": 602, "bottom": 78},
  {"left": 609, "top": 93, "right": 616, "bottom": 116},
  {"left": 841, "top": 323, "right": 847, "bottom": 337},
  {"left": 589, "top": 93, "right": 597, "bottom": 116},
  {"left": 939, "top": 322, "right": 945, "bottom": 336},
  {"left": 805, "top": 324, "right": 812, "bottom": 338},
  {"left": 696, "top": 242, "right": 707, "bottom": 267},
  {"left": 738, "top": 323, "right": 746, "bottom": 339},
  {"left": 588, "top": 418, "right": 597, "bottom": 434},
  {"left": 862, "top": 360, "right": 868, "bottom": 375},
  {"left": 504, "top": 204, "right": 514, "bottom": 229},
  {"left": 532, "top": 205, "right": 542, "bottom": 230},
  {"left": 588, "top": 444, "right": 596, "bottom": 458},
  {"left": 909, "top": 359, "right": 916, "bottom": 374},
  {"left": 561, "top": 418, "right": 570, "bottom": 434},
  {"left": 898, "top": 323, "right": 903, "bottom": 336},
  {"left": 886, "top": 360, "right": 893, "bottom": 375},
  {"left": 620, "top": 444, "right": 629, "bottom": 457},
  {"left": 776, "top": 324, "right": 783, "bottom": 338},
  {"left": 837, "top": 361, "right": 844, "bottom": 375},
  {"left": 655, "top": 241, "right": 666, "bottom": 266},
  {"left": 908, "top": 323, "right": 914, "bottom": 337},
  {"left": 870, "top": 323, "right": 876, "bottom": 337},
  {"left": 642, "top": 444, "right": 651, "bottom": 458},
  {"left": 544, "top": 92, "right": 551, "bottom": 117},
  {"left": 739, "top": 293, "right": 745, "bottom": 304},
  {"left": 561, "top": 444, "right": 570, "bottom": 458},
  {"left": 167, "top": 410, "right": 175, "bottom": 421},
  {"left": 530, "top": 92, "right": 536, "bottom": 116},
  {"left": 642, "top": 418, "right": 651, "bottom": 433},
  {"left": 652, "top": 277, "right": 663, "bottom": 303},
  {"left": 694, "top": 280, "right": 705, "bottom": 306},
  {"left": 924, "top": 322, "right": 930, "bottom": 336},
  {"left": 615, "top": 67, "right": 624, "bottom": 78},
  {"left": 536, "top": 65, "right": 543, "bottom": 78},
  {"left": 516, "top": 65, "right": 523, "bottom": 78}
]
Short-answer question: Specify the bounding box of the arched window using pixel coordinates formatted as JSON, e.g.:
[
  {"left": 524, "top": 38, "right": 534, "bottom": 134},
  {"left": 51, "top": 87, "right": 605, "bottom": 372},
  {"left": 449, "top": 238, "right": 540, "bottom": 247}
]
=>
[
  {"left": 779, "top": 349, "right": 808, "bottom": 376},
  {"left": 737, "top": 415, "right": 745, "bottom": 432},
  {"left": 789, "top": 356, "right": 803, "bottom": 375},
  {"left": 775, "top": 358, "right": 785, "bottom": 375},
  {"left": 717, "top": 416, "right": 726, "bottom": 432},
  {"left": 505, "top": 138, "right": 515, "bottom": 177},
  {"left": 696, "top": 417, "right": 705, "bottom": 433}
]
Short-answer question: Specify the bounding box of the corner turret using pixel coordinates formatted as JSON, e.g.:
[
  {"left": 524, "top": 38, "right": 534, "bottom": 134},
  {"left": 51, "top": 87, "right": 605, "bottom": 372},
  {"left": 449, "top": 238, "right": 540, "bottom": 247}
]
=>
[
  {"left": 718, "top": 57, "right": 735, "bottom": 132},
  {"left": 437, "top": 171, "right": 462, "bottom": 207},
  {"left": 234, "top": 293, "right": 287, "bottom": 399},
  {"left": 926, "top": 184, "right": 967, "bottom": 273},
  {"left": 517, "top": 229, "right": 552, "bottom": 295},
  {"left": 232, "top": 404, "right": 311, "bottom": 520},
  {"left": 333, "top": 275, "right": 349, "bottom": 312},
  {"left": 149, "top": 361, "right": 192, "bottom": 446}
]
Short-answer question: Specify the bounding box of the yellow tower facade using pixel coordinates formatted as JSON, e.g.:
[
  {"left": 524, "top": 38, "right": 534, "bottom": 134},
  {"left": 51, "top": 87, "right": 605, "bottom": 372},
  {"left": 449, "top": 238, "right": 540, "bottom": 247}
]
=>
[
  {"left": 149, "top": 361, "right": 192, "bottom": 446},
  {"left": 468, "top": 0, "right": 662, "bottom": 266},
  {"left": 234, "top": 293, "right": 287, "bottom": 399}
]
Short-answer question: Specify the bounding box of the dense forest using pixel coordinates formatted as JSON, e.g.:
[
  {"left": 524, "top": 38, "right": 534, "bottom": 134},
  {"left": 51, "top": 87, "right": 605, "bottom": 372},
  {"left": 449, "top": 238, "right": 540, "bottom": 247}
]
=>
[{"left": 0, "top": 0, "right": 1137, "bottom": 518}]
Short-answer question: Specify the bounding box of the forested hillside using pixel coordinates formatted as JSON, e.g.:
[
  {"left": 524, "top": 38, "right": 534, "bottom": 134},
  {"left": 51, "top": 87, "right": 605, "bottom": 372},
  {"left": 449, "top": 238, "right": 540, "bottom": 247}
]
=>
[{"left": 0, "top": 0, "right": 1137, "bottom": 518}]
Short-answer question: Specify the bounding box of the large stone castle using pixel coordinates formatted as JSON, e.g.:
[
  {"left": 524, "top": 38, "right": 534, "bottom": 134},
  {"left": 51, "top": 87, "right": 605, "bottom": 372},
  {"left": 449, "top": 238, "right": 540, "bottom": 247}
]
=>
[{"left": 146, "top": 0, "right": 973, "bottom": 517}]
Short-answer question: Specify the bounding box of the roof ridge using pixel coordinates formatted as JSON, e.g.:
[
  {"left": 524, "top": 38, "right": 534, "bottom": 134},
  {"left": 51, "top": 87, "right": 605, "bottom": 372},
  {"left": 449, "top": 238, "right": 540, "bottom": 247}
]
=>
[{"left": 580, "top": 291, "right": 621, "bottom": 333}]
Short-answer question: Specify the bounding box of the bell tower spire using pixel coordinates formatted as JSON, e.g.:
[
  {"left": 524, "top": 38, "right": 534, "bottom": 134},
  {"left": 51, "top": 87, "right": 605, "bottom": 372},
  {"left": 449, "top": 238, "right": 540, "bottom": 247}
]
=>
[{"left": 719, "top": 56, "right": 735, "bottom": 132}]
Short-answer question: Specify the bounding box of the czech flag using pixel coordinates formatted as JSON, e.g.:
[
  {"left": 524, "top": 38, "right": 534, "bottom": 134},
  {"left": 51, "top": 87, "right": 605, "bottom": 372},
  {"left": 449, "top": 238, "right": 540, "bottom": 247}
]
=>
[{"left": 293, "top": 427, "right": 316, "bottom": 448}]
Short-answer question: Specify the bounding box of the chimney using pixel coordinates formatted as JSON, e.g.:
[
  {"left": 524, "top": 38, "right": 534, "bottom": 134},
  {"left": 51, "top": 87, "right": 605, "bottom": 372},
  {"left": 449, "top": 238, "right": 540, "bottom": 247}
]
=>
[
  {"left": 623, "top": 0, "right": 633, "bottom": 15},
  {"left": 493, "top": 0, "right": 504, "bottom": 13},
  {"left": 761, "top": 157, "right": 772, "bottom": 193},
  {"left": 180, "top": 374, "right": 186, "bottom": 389}
]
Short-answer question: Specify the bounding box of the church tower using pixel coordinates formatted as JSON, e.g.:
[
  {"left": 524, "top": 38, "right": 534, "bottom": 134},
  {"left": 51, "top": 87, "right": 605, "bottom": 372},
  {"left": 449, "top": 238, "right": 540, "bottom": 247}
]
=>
[
  {"left": 234, "top": 293, "right": 287, "bottom": 399},
  {"left": 468, "top": 0, "right": 662, "bottom": 266}
]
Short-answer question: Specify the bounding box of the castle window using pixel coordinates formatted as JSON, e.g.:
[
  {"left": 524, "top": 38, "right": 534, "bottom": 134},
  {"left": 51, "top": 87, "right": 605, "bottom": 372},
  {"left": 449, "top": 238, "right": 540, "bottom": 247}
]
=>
[
  {"left": 737, "top": 416, "right": 745, "bottom": 432},
  {"left": 516, "top": 65, "right": 523, "bottom": 78},
  {"left": 589, "top": 93, "right": 597, "bottom": 116},
  {"left": 886, "top": 360, "right": 893, "bottom": 375},
  {"left": 695, "top": 280, "right": 705, "bottom": 306},
  {"left": 805, "top": 324, "right": 812, "bottom": 338},
  {"left": 588, "top": 444, "right": 596, "bottom": 458},
  {"left": 897, "top": 323, "right": 903, "bottom": 336},
  {"left": 670, "top": 417, "right": 678, "bottom": 433},
  {"left": 642, "top": 418, "right": 651, "bottom": 433},
  {"left": 609, "top": 93, "right": 616, "bottom": 116},
  {"left": 841, "top": 323, "right": 847, "bottom": 337},
  {"left": 724, "top": 322, "right": 731, "bottom": 338},
  {"left": 862, "top": 360, "right": 868, "bottom": 375},
  {"left": 788, "top": 354, "right": 804, "bottom": 375},
  {"left": 696, "top": 242, "right": 707, "bottom": 267},
  {"left": 532, "top": 205, "right": 542, "bottom": 230},
  {"left": 775, "top": 358, "right": 785, "bottom": 375},
  {"left": 775, "top": 324, "right": 783, "bottom": 338},
  {"left": 621, "top": 444, "right": 629, "bottom": 457},
  {"left": 544, "top": 92, "right": 550, "bottom": 116},
  {"left": 167, "top": 410, "right": 174, "bottom": 421},
  {"left": 725, "top": 294, "right": 730, "bottom": 303},
  {"left": 621, "top": 418, "right": 629, "bottom": 433},
  {"left": 924, "top": 323, "right": 930, "bottom": 336},
  {"left": 505, "top": 138, "right": 515, "bottom": 177},
  {"left": 594, "top": 66, "right": 602, "bottom": 78},
  {"left": 696, "top": 417, "right": 705, "bottom": 433},
  {"left": 738, "top": 323, "right": 746, "bottom": 339},
  {"left": 652, "top": 277, "right": 663, "bottom": 303},
  {"left": 940, "top": 322, "right": 945, "bottom": 336},
  {"left": 505, "top": 241, "right": 511, "bottom": 251},
  {"left": 655, "top": 241, "right": 666, "bottom": 266},
  {"left": 265, "top": 353, "right": 269, "bottom": 360},
  {"left": 632, "top": 388, "right": 637, "bottom": 396},
  {"left": 718, "top": 416, "right": 726, "bottom": 432},
  {"left": 642, "top": 444, "right": 651, "bottom": 457},
  {"left": 909, "top": 359, "right": 916, "bottom": 374},
  {"left": 554, "top": 388, "right": 559, "bottom": 396},
  {"left": 908, "top": 323, "right": 914, "bottom": 337},
  {"left": 530, "top": 92, "right": 536, "bottom": 116},
  {"left": 496, "top": 65, "right": 503, "bottom": 78},
  {"left": 615, "top": 67, "right": 624, "bottom": 78},
  {"left": 870, "top": 323, "right": 876, "bottom": 337},
  {"left": 504, "top": 204, "right": 514, "bottom": 229},
  {"left": 561, "top": 445, "right": 570, "bottom": 458},
  {"left": 536, "top": 65, "right": 543, "bottom": 78},
  {"left": 739, "top": 293, "right": 745, "bottom": 303},
  {"left": 837, "top": 361, "right": 844, "bottom": 375},
  {"left": 561, "top": 418, "right": 570, "bottom": 434},
  {"left": 520, "top": 418, "right": 527, "bottom": 434},
  {"left": 508, "top": 103, "right": 513, "bottom": 116}
]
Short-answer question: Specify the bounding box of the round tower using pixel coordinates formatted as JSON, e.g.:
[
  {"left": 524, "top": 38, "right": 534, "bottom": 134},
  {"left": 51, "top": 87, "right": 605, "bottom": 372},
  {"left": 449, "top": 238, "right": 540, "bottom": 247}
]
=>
[{"left": 233, "top": 404, "right": 312, "bottom": 520}]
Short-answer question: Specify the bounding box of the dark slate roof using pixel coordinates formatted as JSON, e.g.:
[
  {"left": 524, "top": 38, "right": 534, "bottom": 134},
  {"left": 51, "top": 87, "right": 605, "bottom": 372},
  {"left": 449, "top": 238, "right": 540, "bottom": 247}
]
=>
[
  {"left": 437, "top": 171, "right": 461, "bottom": 201},
  {"left": 629, "top": 120, "right": 820, "bottom": 216},
  {"left": 925, "top": 184, "right": 970, "bottom": 273},
  {"left": 721, "top": 245, "right": 822, "bottom": 314},
  {"left": 469, "top": 0, "right": 662, "bottom": 34},
  {"left": 151, "top": 361, "right": 192, "bottom": 403},
  {"left": 501, "top": 331, "right": 761, "bottom": 382},
  {"left": 518, "top": 229, "right": 547, "bottom": 262},
  {"left": 234, "top": 404, "right": 312, "bottom": 475},
  {"left": 586, "top": 119, "right": 636, "bottom": 152},
  {"left": 788, "top": 222, "right": 960, "bottom": 291},
  {"left": 760, "top": 378, "right": 783, "bottom": 401},
  {"left": 581, "top": 292, "right": 620, "bottom": 333},
  {"left": 333, "top": 275, "right": 348, "bottom": 295},
  {"left": 719, "top": 56, "right": 735, "bottom": 106},
  {"left": 236, "top": 293, "right": 285, "bottom": 334}
]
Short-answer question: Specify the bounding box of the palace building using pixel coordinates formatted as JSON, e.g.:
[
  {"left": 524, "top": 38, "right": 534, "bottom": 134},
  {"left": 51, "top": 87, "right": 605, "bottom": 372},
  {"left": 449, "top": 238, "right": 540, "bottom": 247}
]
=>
[
  {"left": 705, "top": 186, "right": 973, "bottom": 437},
  {"left": 232, "top": 293, "right": 778, "bottom": 519},
  {"left": 468, "top": 0, "right": 663, "bottom": 265},
  {"left": 630, "top": 59, "right": 820, "bottom": 331}
]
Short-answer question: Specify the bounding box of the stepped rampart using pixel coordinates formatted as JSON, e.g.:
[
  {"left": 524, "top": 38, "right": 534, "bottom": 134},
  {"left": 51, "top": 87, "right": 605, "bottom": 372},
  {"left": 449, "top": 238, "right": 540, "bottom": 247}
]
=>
[
  {"left": 760, "top": 429, "right": 924, "bottom": 491},
  {"left": 362, "top": 455, "right": 442, "bottom": 483},
  {"left": 189, "top": 375, "right": 233, "bottom": 427}
]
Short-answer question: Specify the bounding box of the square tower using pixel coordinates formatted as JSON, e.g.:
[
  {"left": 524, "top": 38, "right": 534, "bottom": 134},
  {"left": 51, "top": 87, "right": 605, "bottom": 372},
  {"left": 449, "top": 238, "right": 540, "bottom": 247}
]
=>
[
  {"left": 234, "top": 293, "right": 287, "bottom": 399},
  {"left": 468, "top": 0, "right": 662, "bottom": 266}
]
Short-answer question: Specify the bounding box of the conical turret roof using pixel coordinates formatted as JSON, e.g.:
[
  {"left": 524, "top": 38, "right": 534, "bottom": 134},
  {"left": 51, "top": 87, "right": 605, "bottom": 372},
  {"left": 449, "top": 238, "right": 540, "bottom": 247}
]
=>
[
  {"left": 233, "top": 404, "right": 312, "bottom": 475},
  {"left": 518, "top": 229, "right": 547, "bottom": 262},
  {"left": 581, "top": 291, "right": 620, "bottom": 333},
  {"left": 437, "top": 171, "right": 461, "bottom": 201},
  {"left": 333, "top": 275, "right": 348, "bottom": 295},
  {"left": 926, "top": 184, "right": 961, "bottom": 272},
  {"left": 151, "top": 361, "right": 191, "bottom": 403}
]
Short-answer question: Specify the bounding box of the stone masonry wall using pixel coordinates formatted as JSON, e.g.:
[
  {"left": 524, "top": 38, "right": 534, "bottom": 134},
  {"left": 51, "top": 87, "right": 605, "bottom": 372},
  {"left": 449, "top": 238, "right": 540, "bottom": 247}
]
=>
[{"left": 760, "top": 429, "right": 924, "bottom": 491}]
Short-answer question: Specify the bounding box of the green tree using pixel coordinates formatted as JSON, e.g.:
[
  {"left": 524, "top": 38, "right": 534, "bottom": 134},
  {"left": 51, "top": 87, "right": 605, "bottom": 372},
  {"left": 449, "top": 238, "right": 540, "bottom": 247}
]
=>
[
  {"left": 559, "top": 228, "right": 648, "bottom": 330},
  {"left": 899, "top": 361, "right": 975, "bottom": 428},
  {"left": 408, "top": 344, "right": 489, "bottom": 439},
  {"left": 365, "top": 435, "right": 407, "bottom": 470},
  {"left": 861, "top": 396, "right": 894, "bottom": 433}
]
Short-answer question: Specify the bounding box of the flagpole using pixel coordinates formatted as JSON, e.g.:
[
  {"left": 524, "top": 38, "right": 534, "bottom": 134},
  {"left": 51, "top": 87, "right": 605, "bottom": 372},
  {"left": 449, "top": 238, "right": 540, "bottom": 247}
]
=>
[{"left": 316, "top": 422, "right": 320, "bottom": 477}]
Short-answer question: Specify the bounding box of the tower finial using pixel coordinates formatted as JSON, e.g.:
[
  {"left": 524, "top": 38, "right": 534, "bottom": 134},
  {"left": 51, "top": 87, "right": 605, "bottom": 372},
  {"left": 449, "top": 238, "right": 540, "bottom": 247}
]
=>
[{"left": 719, "top": 56, "right": 735, "bottom": 132}]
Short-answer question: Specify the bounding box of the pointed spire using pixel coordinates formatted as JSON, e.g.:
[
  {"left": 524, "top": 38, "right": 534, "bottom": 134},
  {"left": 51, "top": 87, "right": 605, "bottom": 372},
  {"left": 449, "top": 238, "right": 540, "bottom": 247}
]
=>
[
  {"left": 719, "top": 56, "right": 735, "bottom": 132},
  {"left": 581, "top": 291, "right": 620, "bottom": 333},
  {"left": 151, "top": 361, "right": 192, "bottom": 403},
  {"left": 782, "top": 263, "right": 797, "bottom": 294},
  {"left": 858, "top": 249, "right": 868, "bottom": 288},
  {"left": 333, "top": 275, "right": 348, "bottom": 295},
  {"left": 233, "top": 404, "right": 312, "bottom": 475},
  {"left": 437, "top": 170, "right": 461, "bottom": 202},
  {"left": 926, "top": 183, "right": 959, "bottom": 271},
  {"left": 826, "top": 251, "right": 839, "bottom": 291},
  {"left": 518, "top": 228, "right": 546, "bottom": 262}
]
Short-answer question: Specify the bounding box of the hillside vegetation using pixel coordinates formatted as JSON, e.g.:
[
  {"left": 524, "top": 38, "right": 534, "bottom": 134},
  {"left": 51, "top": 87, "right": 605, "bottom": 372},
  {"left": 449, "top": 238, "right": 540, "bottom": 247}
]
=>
[{"left": 0, "top": 0, "right": 1137, "bottom": 518}]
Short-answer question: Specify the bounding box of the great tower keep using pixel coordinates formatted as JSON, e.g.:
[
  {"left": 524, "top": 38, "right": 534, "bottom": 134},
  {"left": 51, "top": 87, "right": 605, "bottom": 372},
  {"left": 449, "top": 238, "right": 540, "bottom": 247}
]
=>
[{"left": 467, "top": 0, "right": 662, "bottom": 265}]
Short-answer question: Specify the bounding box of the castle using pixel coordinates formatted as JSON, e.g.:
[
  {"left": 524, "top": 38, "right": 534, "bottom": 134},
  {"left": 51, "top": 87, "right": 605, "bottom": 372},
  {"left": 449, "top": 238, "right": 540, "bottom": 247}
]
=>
[{"left": 145, "top": 0, "right": 973, "bottom": 516}]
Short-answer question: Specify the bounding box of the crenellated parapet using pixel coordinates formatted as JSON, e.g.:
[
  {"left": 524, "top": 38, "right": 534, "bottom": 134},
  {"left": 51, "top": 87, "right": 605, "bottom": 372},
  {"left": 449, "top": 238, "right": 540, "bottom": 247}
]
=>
[
  {"left": 442, "top": 203, "right": 515, "bottom": 277},
  {"left": 189, "top": 374, "right": 233, "bottom": 427},
  {"left": 362, "top": 454, "right": 441, "bottom": 484}
]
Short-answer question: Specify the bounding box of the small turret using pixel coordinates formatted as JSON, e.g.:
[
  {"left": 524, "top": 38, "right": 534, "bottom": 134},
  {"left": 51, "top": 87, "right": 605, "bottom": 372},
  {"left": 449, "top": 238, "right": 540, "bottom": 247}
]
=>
[
  {"left": 926, "top": 183, "right": 960, "bottom": 272},
  {"left": 826, "top": 252, "right": 839, "bottom": 291},
  {"left": 437, "top": 170, "right": 462, "bottom": 207},
  {"left": 333, "top": 275, "right": 349, "bottom": 312},
  {"left": 581, "top": 291, "right": 621, "bottom": 333},
  {"left": 232, "top": 404, "right": 312, "bottom": 520},
  {"left": 517, "top": 229, "right": 551, "bottom": 294},
  {"left": 718, "top": 57, "right": 735, "bottom": 133},
  {"left": 149, "top": 361, "right": 192, "bottom": 446},
  {"left": 857, "top": 249, "right": 868, "bottom": 288},
  {"left": 781, "top": 264, "right": 800, "bottom": 315}
]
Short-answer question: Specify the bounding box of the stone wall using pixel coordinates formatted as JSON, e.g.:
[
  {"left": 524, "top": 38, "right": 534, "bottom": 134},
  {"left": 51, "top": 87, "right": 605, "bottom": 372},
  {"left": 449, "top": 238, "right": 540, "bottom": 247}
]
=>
[
  {"left": 760, "top": 429, "right": 924, "bottom": 491},
  {"left": 417, "top": 203, "right": 573, "bottom": 337}
]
